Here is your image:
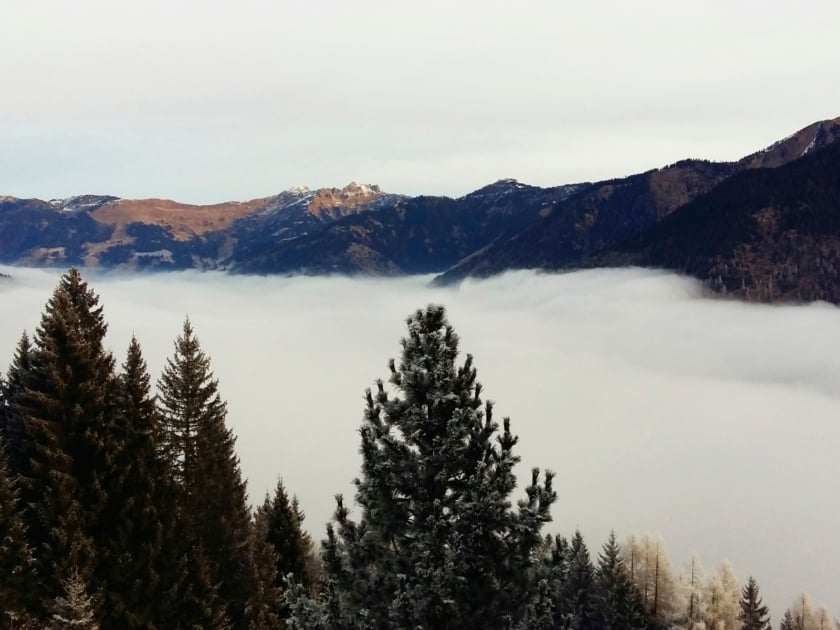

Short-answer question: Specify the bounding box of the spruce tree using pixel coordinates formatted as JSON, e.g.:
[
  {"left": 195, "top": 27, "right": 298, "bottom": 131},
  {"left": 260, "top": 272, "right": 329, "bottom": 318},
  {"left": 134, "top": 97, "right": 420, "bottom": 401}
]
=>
[
  {"left": 0, "top": 333, "right": 34, "bottom": 480},
  {"left": 94, "top": 337, "right": 174, "bottom": 629},
  {"left": 594, "top": 531, "right": 647, "bottom": 630},
  {"left": 13, "top": 269, "right": 117, "bottom": 606},
  {"left": 48, "top": 567, "right": 99, "bottom": 630},
  {"left": 0, "top": 438, "right": 37, "bottom": 625},
  {"left": 562, "top": 530, "right": 596, "bottom": 630},
  {"left": 288, "top": 304, "right": 556, "bottom": 629},
  {"left": 738, "top": 576, "right": 771, "bottom": 630},
  {"left": 157, "top": 318, "right": 254, "bottom": 628},
  {"left": 258, "top": 479, "right": 313, "bottom": 595},
  {"left": 246, "top": 509, "right": 283, "bottom": 629}
]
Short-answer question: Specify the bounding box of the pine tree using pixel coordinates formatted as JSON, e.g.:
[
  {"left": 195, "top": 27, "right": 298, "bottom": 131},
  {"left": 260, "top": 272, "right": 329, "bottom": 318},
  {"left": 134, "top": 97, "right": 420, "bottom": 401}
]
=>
[
  {"left": 0, "top": 438, "right": 37, "bottom": 626},
  {"left": 738, "top": 576, "right": 771, "bottom": 630},
  {"left": 287, "top": 304, "right": 556, "bottom": 629},
  {"left": 157, "top": 318, "right": 254, "bottom": 628},
  {"left": 594, "top": 531, "right": 647, "bottom": 630},
  {"left": 258, "top": 479, "right": 313, "bottom": 595}
]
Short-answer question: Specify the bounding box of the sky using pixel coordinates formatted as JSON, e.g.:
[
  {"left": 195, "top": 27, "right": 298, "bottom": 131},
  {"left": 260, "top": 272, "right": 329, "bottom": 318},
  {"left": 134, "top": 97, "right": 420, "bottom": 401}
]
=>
[
  {"left": 2, "top": 0, "right": 840, "bottom": 203},
  {"left": 1, "top": 266, "right": 839, "bottom": 618}
]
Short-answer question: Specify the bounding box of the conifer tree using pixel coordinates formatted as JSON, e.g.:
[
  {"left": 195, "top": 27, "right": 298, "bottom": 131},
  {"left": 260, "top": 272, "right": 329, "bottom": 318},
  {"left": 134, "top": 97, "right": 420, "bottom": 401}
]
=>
[
  {"left": 246, "top": 509, "right": 283, "bottom": 629},
  {"left": 594, "top": 531, "right": 647, "bottom": 630},
  {"left": 13, "top": 269, "right": 118, "bottom": 606},
  {"left": 48, "top": 567, "right": 99, "bottom": 630},
  {"left": 94, "top": 337, "right": 175, "bottom": 629},
  {"left": 780, "top": 608, "right": 798, "bottom": 630},
  {"left": 287, "top": 304, "right": 556, "bottom": 629},
  {"left": 738, "top": 576, "right": 771, "bottom": 630},
  {"left": 258, "top": 479, "right": 313, "bottom": 595},
  {"left": 157, "top": 318, "right": 253, "bottom": 628},
  {"left": 0, "top": 333, "right": 34, "bottom": 480},
  {"left": 562, "top": 530, "right": 596, "bottom": 630},
  {"left": 0, "top": 439, "right": 37, "bottom": 625}
]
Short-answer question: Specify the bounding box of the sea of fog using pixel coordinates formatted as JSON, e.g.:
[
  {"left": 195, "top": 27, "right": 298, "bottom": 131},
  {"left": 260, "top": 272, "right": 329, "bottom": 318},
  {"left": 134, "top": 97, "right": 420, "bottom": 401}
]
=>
[{"left": 1, "top": 266, "right": 838, "bottom": 617}]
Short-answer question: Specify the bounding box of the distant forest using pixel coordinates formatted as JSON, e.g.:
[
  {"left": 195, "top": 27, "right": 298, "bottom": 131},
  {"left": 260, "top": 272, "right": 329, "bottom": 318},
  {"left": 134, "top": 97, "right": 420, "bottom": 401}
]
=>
[{"left": 0, "top": 270, "right": 834, "bottom": 629}]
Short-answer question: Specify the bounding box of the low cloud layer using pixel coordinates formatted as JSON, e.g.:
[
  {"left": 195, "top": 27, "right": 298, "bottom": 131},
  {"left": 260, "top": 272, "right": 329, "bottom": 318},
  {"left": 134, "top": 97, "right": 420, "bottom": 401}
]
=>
[{"left": 1, "top": 266, "right": 838, "bottom": 616}]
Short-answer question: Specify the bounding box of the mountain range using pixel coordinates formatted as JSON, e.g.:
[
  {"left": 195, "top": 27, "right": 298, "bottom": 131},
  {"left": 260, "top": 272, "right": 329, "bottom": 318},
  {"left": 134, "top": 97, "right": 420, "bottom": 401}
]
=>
[{"left": 1, "top": 116, "right": 839, "bottom": 303}]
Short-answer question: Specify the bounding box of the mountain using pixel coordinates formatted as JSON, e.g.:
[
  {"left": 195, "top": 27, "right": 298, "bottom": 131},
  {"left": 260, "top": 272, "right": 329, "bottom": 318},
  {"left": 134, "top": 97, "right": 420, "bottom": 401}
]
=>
[
  {"left": 3, "top": 116, "right": 840, "bottom": 303},
  {"left": 587, "top": 139, "right": 840, "bottom": 302},
  {"left": 433, "top": 117, "right": 840, "bottom": 285},
  {"left": 230, "top": 180, "right": 587, "bottom": 275},
  {"left": 0, "top": 180, "right": 586, "bottom": 275},
  {"left": 0, "top": 184, "right": 401, "bottom": 270}
]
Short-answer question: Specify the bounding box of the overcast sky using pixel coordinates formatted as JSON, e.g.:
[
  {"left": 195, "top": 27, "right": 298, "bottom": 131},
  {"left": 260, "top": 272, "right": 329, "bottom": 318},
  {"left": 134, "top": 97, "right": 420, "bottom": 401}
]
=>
[
  {"left": 2, "top": 0, "right": 839, "bottom": 203},
  {"left": 2, "top": 267, "right": 840, "bottom": 616}
]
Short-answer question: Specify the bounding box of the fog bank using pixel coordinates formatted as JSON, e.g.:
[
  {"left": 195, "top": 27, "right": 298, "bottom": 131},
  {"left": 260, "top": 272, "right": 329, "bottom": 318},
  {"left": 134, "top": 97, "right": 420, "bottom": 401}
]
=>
[{"left": 1, "top": 266, "right": 838, "bottom": 616}]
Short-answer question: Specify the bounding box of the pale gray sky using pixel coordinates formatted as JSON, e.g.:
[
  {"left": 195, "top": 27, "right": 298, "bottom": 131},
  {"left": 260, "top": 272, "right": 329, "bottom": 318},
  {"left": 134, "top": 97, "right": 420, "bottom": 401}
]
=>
[{"left": 2, "top": 0, "right": 839, "bottom": 203}]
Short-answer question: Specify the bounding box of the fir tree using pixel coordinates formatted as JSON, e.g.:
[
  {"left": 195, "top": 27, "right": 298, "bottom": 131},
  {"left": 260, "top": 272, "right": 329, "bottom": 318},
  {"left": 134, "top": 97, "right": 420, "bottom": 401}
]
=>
[
  {"left": 258, "top": 479, "right": 313, "bottom": 595},
  {"left": 738, "top": 577, "right": 771, "bottom": 630},
  {"left": 157, "top": 318, "right": 254, "bottom": 628},
  {"left": 287, "top": 304, "right": 556, "bottom": 629}
]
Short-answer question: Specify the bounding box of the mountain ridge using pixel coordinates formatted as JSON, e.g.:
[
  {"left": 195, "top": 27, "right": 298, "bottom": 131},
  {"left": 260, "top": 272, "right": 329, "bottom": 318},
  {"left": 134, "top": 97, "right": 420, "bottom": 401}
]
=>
[{"left": 2, "top": 116, "right": 840, "bottom": 303}]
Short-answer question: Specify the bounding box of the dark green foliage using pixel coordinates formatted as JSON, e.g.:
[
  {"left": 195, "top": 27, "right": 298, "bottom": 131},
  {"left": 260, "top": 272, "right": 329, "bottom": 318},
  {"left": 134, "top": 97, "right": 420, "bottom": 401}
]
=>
[
  {"left": 739, "top": 577, "right": 772, "bottom": 630},
  {"left": 258, "top": 479, "right": 313, "bottom": 595},
  {"left": 288, "top": 305, "right": 556, "bottom": 629},
  {"left": 594, "top": 531, "right": 647, "bottom": 630},
  {"left": 561, "top": 530, "right": 596, "bottom": 629},
  {"left": 94, "top": 337, "right": 173, "bottom": 629},
  {"left": 157, "top": 318, "right": 254, "bottom": 628},
  {"left": 0, "top": 333, "right": 33, "bottom": 477},
  {"left": 0, "top": 440, "right": 37, "bottom": 625},
  {"left": 245, "top": 509, "right": 283, "bottom": 629},
  {"left": 13, "top": 269, "right": 117, "bottom": 605}
]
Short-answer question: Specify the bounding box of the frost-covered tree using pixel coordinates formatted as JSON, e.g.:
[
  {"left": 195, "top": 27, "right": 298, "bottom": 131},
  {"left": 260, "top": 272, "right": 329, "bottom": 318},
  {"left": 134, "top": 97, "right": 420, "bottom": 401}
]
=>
[
  {"left": 704, "top": 561, "right": 740, "bottom": 630},
  {"left": 157, "top": 318, "right": 253, "bottom": 628},
  {"left": 288, "top": 304, "right": 556, "bottom": 629},
  {"left": 48, "top": 567, "right": 99, "bottom": 630},
  {"left": 738, "top": 576, "right": 771, "bottom": 630},
  {"left": 782, "top": 593, "right": 833, "bottom": 630},
  {"left": 624, "top": 534, "right": 680, "bottom": 627}
]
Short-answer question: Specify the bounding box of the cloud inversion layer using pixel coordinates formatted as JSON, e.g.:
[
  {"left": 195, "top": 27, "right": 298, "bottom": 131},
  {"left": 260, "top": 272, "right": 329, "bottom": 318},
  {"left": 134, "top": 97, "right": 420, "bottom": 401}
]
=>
[{"left": 1, "top": 266, "right": 838, "bottom": 616}]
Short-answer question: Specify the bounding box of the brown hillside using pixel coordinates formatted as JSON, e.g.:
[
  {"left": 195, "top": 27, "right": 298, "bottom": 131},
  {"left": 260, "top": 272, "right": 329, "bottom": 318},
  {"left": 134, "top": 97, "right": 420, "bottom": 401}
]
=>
[{"left": 92, "top": 197, "right": 271, "bottom": 241}]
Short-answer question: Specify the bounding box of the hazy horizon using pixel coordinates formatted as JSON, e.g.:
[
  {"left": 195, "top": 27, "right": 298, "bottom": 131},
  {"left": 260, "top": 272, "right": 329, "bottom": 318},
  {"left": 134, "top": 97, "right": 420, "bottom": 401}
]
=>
[{"left": 1, "top": 266, "right": 838, "bottom": 618}]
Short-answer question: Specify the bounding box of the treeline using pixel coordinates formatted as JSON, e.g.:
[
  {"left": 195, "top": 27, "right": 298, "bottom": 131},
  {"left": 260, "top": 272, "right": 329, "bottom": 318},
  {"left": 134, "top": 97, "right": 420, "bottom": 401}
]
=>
[{"left": 0, "top": 270, "right": 833, "bottom": 629}]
